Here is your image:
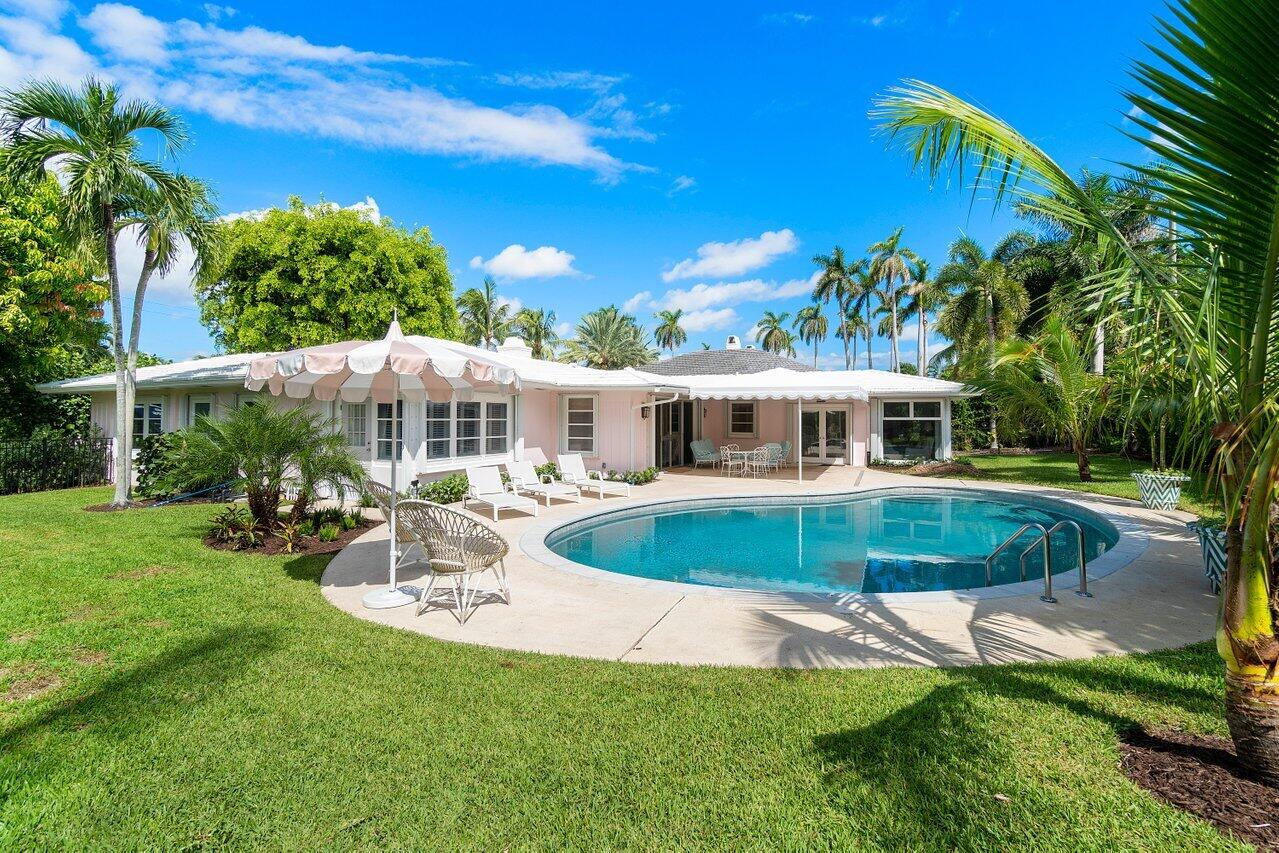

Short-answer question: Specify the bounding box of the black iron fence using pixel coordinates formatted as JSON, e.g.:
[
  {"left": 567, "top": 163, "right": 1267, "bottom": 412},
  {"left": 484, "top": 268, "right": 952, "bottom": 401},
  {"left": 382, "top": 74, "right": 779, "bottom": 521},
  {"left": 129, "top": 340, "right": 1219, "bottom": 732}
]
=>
[{"left": 0, "top": 437, "right": 114, "bottom": 495}]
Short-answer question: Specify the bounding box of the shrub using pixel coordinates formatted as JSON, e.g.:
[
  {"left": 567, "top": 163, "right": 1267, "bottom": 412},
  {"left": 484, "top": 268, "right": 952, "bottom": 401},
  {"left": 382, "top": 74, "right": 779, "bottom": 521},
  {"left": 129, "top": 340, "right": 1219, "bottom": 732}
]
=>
[
  {"left": 416, "top": 473, "right": 468, "bottom": 504},
  {"left": 317, "top": 523, "right": 339, "bottom": 542},
  {"left": 134, "top": 433, "right": 179, "bottom": 498},
  {"left": 208, "top": 504, "right": 260, "bottom": 549},
  {"left": 606, "top": 466, "right": 658, "bottom": 486},
  {"left": 311, "top": 506, "right": 344, "bottom": 528},
  {"left": 160, "top": 401, "right": 363, "bottom": 528},
  {"left": 276, "top": 521, "right": 303, "bottom": 554},
  {"left": 340, "top": 511, "right": 359, "bottom": 531},
  {"left": 535, "top": 462, "right": 560, "bottom": 480},
  {"left": 356, "top": 490, "right": 377, "bottom": 509}
]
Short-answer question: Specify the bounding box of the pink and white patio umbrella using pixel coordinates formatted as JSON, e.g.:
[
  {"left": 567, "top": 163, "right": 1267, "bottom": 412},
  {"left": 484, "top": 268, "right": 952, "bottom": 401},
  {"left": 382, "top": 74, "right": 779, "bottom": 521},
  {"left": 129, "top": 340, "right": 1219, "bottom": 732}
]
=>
[{"left": 245, "top": 316, "right": 520, "bottom": 609}]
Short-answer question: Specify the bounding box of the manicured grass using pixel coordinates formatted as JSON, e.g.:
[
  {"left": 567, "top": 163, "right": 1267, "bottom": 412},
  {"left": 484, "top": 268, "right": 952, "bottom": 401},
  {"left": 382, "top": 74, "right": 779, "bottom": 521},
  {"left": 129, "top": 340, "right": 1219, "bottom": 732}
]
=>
[
  {"left": 0, "top": 488, "right": 1240, "bottom": 849},
  {"left": 947, "top": 452, "right": 1217, "bottom": 516}
]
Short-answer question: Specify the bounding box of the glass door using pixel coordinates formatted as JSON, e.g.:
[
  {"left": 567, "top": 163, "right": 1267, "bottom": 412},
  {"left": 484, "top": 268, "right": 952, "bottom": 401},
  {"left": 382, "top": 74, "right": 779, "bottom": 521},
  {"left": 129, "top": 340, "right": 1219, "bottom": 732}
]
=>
[{"left": 801, "top": 407, "right": 850, "bottom": 464}]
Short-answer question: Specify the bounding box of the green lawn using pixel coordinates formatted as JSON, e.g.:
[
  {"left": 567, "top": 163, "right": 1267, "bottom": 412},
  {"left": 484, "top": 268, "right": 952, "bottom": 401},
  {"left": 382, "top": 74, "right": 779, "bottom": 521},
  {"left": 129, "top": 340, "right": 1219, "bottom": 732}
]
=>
[
  {"left": 0, "top": 488, "right": 1240, "bottom": 849},
  {"left": 944, "top": 452, "right": 1217, "bottom": 516}
]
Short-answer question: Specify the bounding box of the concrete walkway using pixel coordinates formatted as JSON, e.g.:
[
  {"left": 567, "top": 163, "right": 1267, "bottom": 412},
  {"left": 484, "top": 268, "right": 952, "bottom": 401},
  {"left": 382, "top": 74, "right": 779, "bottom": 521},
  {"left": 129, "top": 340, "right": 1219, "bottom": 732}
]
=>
[{"left": 320, "top": 466, "right": 1216, "bottom": 668}]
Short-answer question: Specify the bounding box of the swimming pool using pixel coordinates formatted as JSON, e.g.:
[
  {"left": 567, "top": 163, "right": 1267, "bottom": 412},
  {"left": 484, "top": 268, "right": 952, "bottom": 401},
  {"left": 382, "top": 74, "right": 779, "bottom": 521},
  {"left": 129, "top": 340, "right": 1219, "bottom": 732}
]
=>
[{"left": 543, "top": 490, "right": 1119, "bottom": 595}]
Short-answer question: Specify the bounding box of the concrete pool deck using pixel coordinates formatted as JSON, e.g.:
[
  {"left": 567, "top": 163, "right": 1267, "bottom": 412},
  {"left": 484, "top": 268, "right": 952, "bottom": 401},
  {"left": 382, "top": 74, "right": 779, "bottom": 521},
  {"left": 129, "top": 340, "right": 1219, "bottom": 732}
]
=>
[{"left": 320, "top": 466, "right": 1217, "bottom": 668}]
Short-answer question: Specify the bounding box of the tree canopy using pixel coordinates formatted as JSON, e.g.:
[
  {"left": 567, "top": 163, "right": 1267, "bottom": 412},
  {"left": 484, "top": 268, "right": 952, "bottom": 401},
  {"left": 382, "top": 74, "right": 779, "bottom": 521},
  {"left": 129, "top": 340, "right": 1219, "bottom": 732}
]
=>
[
  {"left": 0, "top": 174, "right": 107, "bottom": 437},
  {"left": 196, "top": 198, "right": 459, "bottom": 352}
]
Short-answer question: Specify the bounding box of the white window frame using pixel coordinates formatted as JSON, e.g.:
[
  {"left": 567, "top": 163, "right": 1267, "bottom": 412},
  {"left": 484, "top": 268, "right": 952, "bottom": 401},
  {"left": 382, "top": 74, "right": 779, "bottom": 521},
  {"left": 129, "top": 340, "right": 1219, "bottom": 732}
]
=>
[
  {"left": 455, "top": 400, "right": 483, "bottom": 458},
  {"left": 376, "top": 401, "right": 404, "bottom": 461},
  {"left": 879, "top": 399, "right": 944, "bottom": 461},
  {"left": 187, "top": 393, "right": 213, "bottom": 426},
  {"left": 423, "top": 401, "right": 452, "bottom": 460},
  {"left": 485, "top": 401, "right": 510, "bottom": 455},
  {"left": 342, "top": 402, "right": 368, "bottom": 449},
  {"left": 132, "top": 397, "right": 165, "bottom": 439},
  {"left": 562, "top": 395, "right": 598, "bottom": 455},
  {"left": 727, "top": 400, "right": 758, "bottom": 438}
]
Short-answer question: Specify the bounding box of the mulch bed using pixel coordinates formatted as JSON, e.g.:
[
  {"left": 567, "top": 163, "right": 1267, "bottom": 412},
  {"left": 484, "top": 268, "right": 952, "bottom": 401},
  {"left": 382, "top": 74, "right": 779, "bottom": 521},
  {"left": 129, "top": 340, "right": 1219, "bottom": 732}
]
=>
[
  {"left": 1120, "top": 727, "right": 1279, "bottom": 850},
  {"left": 897, "top": 460, "right": 985, "bottom": 477},
  {"left": 203, "top": 520, "right": 375, "bottom": 557}
]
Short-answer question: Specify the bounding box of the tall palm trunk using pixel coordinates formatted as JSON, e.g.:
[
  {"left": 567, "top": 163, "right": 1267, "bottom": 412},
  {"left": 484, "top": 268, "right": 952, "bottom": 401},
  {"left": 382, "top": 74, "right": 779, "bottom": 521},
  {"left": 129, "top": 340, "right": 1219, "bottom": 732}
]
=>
[
  {"left": 840, "top": 296, "right": 851, "bottom": 369},
  {"left": 865, "top": 302, "right": 874, "bottom": 369},
  {"left": 104, "top": 204, "right": 132, "bottom": 507},
  {"left": 921, "top": 316, "right": 929, "bottom": 375},
  {"left": 916, "top": 307, "right": 925, "bottom": 374},
  {"left": 985, "top": 285, "right": 999, "bottom": 450},
  {"left": 1073, "top": 438, "right": 1092, "bottom": 482},
  {"left": 889, "top": 279, "right": 901, "bottom": 371}
]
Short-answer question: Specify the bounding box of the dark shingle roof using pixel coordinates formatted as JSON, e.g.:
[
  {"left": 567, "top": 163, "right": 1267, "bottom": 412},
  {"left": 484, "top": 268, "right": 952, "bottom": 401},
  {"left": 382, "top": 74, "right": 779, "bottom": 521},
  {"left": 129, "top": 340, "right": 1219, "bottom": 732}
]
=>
[{"left": 641, "top": 348, "right": 815, "bottom": 376}]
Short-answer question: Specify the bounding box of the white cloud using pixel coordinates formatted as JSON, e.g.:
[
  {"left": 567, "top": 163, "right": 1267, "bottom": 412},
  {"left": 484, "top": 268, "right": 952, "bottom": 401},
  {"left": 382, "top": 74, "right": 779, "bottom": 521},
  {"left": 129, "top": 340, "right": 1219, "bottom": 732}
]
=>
[
  {"left": 469, "top": 244, "right": 581, "bottom": 280},
  {"left": 202, "top": 4, "right": 236, "bottom": 22},
  {"left": 668, "top": 175, "right": 696, "bottom": 196},
  {"left": 553, "top": 321, "right": 572, "bottom": 336},
  {"left": 0, "top": 16, "right": 98, "bottom": 89},
  {"left": 221, "top": 196, "right": 380, "bottom": 223},
  {"left": 662, "top": 228, "right": 798, "bottom": 282},
  {"left": 761, "top": 11, "right": 815, "bottom": 25},
  {"left": 493, "top": 70, "right": 622, "bottom": 94},
  {"left": 622, "top": 291, "right": 652, "bottom": 313},
  {"left": 81, "top": 3, "right": 170, "bottom": 64},
  {"left": 495, "top": 294, "right": 523, "bottom": 315},
  {"left": 1, "top": 0, "right": 68, "bottom": 23},
  {"left": 681, "top": 308, "right": 739, "bottom": 333},
  {"left": 656, "top": 271, "right": 818, "bottom": 312},
  {"left": 2, "top": 3, "right": 644, "bottom": 180}
]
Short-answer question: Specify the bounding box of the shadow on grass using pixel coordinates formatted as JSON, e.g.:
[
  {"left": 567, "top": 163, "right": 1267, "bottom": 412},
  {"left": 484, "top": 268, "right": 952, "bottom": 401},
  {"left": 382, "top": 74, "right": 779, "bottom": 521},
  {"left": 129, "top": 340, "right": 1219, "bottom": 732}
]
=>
[
  {"left": 282, "top": 554, "right": 334, "bottom": 585},
  {"left": 0, "top": 626, "right": 280, "bottom": 809},
  {"left": 812, "top": 645, "right": 1223, "bottom": 845}
]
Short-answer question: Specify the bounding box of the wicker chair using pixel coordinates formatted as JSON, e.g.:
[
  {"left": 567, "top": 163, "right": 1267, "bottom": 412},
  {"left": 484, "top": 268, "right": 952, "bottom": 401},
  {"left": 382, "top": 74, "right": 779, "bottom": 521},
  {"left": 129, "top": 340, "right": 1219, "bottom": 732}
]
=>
[
  {"left": 362, "top": 478, "right": 420, "bottom": 573},
  {"left": 396, "top": 499, "right": 511, "bottom": 624}
]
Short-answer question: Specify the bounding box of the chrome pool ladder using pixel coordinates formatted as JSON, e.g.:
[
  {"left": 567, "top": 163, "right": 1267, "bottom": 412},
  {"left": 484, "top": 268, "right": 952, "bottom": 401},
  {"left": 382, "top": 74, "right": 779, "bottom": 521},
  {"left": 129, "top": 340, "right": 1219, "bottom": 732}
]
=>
[{"left": 984, "top": 520, "right": 1093, "bottom": 603}]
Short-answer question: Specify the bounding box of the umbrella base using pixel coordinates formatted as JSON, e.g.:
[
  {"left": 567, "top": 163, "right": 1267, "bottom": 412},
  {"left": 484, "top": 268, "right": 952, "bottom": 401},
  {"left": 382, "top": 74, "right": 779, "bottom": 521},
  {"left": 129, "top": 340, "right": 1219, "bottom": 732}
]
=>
[{"left": 362, "top": 586, "right": 417, "bottom": 609}]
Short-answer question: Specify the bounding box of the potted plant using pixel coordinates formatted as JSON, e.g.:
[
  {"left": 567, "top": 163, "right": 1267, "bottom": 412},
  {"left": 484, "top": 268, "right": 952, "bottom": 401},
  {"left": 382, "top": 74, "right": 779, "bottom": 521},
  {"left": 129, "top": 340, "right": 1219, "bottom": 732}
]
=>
[
  {"left": 1132, "top": 468, "right": 1191, "bottom": 511},
  {"left": 1187, "top": 518, "right": 1227, "bottom": 595}
]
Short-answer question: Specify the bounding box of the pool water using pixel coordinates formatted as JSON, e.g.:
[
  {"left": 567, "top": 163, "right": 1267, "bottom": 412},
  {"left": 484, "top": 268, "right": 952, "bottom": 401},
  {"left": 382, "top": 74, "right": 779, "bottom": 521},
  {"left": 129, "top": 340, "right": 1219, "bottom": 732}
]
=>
[{"left": 544, "top": 491, "right": 1119, "bottom": 595}]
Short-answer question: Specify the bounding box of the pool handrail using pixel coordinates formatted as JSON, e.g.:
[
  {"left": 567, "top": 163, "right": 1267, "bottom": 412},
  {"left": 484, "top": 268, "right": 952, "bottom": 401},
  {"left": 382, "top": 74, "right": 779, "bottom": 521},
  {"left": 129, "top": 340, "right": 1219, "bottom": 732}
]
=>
[
  {"left": 1003, "top": 519, "right": 1094, "bottom": 603},
  {"left": 985, "top": 523, "right": 1046, "bottom": 587}
]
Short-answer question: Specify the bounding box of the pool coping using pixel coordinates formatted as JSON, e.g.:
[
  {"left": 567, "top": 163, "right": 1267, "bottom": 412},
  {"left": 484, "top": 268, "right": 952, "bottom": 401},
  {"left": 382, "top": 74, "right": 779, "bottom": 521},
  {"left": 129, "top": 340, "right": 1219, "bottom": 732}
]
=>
[{"left": 518, "top": 484, "right": 1151, "bottom": 607}]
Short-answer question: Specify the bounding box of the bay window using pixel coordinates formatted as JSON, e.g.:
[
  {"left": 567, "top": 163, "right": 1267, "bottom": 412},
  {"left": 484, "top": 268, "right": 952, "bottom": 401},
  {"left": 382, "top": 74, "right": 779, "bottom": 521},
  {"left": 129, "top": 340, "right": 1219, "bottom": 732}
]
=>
[{"left": 881, "top": 400, "right": 942, "bottom": 461}]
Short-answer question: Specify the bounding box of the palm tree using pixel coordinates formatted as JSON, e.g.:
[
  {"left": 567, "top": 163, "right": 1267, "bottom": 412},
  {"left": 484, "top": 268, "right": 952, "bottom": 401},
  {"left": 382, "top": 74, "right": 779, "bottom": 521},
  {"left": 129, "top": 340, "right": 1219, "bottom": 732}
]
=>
[
  {"left": 972, "top": 317, "right": 1111, "bottom": 481},
  {"left": 901, "top": 258, "right": 948, "bottom": 374},
  {"left": 838, "top": 304, "right": 868, "bottom": 366},
  {"left": 560, "top": 306, "right": 656, "bottom": 369},
  {"left": 812, "top": 247, "right": 861, "bottom": 368},
  {"left": 793, "top": 304, "right": 828, "bottom": 368},
  {"left": 872, "top": 0, "right": 1279, "bottom": 778},
  {"left": 513, "top": 307, "right": 559, "bottom": 359},
  {"left": 754, "top": 310, "right": 792, "bottom": 354},
  {"left": 852, "top": 262, "right": 877, "bottom": 368},
  {"left": 777, "top": 331, "right": 799, "bottom": 358},
  {"left": 653, "top": 309, "right": 687, "bottom": 355},
  {"left": 1, "top": 77, "right": 200, "bottom": 507},
  {"left": 868, "top": 228, "right": 918, "bottom": 372},
  {"left": 456, "top": 276, "right": 511, "bottom": 349},
  {"left": 934, "top": 234, "right": 1033, "bottom": 448}
]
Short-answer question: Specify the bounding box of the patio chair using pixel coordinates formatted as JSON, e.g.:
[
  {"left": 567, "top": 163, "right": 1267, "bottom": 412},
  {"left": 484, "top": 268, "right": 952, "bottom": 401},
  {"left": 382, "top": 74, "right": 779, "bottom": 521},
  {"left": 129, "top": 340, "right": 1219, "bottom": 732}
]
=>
[
  {"left": 719, "top": 445, "right": 745, "bottom": 476},
  {"left": 361, "top": 478, "right": 420, "bottom": 572},
  {"left": 463, "top": 466, "right": 539, "bottom": 521},
  {"left": 779, "top": 440, "right": 792, "bottom": 465},
  {"left": 689, "top": 439, "right": 719, "bottom": 468},
  {"left": 397, "top": 499, "right": 510, "bottom": 624},
  {"left": 504, "top": 459, "right": 582, "bottom": 507},
  {"left": 763, "top": 442, "right": 783, "bottom": 472},
  {"left": 744, "top": 446, "right": 771, "bottom": 478},
  {"left": 558, "top": 453, "right": 632, "bottom": 498}
]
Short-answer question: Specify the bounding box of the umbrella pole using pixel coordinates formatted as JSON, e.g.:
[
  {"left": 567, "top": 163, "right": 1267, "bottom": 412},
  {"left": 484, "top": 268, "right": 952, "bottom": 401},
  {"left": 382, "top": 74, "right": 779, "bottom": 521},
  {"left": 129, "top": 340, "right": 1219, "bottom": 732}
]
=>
[{"left": 363, "top": 381, "right": 416, "bottom": 610}]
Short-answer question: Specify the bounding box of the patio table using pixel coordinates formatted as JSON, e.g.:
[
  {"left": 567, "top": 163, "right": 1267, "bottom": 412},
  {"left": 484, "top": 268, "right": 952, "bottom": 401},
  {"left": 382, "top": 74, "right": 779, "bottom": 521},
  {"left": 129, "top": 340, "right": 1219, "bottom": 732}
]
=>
[{"left": 721, "top": 448, "right": 757, "bottom": 476}]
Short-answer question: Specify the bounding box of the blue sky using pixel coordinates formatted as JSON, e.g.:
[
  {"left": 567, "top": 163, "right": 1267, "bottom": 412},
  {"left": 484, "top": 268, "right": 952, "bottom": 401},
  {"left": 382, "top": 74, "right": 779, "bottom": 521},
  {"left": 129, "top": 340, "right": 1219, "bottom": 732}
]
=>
[{"left": 1, "top": 0, "right": 1163, "bottom": 365}]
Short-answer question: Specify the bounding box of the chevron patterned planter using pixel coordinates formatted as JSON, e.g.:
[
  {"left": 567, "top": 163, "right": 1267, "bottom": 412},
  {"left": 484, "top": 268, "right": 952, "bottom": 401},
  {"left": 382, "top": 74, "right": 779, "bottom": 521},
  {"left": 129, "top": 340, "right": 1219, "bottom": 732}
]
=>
[
  {"left": 1188, "top": 521, "right": 1227, "bottom": 595},
  {"left": 1132, "top": 471, "right": 1190, "bottom": 511}
]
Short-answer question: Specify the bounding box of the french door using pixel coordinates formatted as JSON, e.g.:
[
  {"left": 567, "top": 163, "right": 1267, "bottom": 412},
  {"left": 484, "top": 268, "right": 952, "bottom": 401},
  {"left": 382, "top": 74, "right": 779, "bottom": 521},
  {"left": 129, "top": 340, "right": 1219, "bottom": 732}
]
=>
[{"left": 801, "top": 407, "right": 849, "bottom": 464}]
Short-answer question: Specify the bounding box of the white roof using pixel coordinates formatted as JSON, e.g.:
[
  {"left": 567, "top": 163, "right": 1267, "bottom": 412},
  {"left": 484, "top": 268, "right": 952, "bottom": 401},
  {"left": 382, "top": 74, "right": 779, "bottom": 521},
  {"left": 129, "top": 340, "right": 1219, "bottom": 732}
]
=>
[{"left": 39, "top": 337, "right": 971, "bottom": 399}]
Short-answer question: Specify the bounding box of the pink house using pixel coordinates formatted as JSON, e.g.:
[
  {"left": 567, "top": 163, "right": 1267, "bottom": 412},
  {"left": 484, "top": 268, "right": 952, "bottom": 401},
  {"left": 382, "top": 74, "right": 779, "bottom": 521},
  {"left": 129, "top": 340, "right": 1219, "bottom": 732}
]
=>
[{"left": 39, "top": 334, "right": 970, "bottom": 483}]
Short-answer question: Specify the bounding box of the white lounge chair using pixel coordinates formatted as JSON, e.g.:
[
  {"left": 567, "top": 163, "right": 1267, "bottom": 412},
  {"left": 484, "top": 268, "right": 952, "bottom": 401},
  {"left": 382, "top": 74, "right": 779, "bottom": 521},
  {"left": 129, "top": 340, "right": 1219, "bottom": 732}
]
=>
[
  {"left": 463, "top": 466, "right": 539, "bottom": 521},
  {"left": 504, "top": 459, "right": 582, "bottom": 507},
  {"left": 558, "top": 453, "right": 632, "bottom": 498}
]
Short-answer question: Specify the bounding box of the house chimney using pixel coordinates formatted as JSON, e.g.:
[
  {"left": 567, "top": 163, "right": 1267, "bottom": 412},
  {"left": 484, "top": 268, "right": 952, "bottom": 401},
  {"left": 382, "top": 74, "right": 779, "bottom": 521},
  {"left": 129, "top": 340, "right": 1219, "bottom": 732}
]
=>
[
  {"left": 725, "top": 335, "right": 741, "bottom": 350},
  {"left": 498, "top": 336, "right": 533, "bottom": 357}
]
